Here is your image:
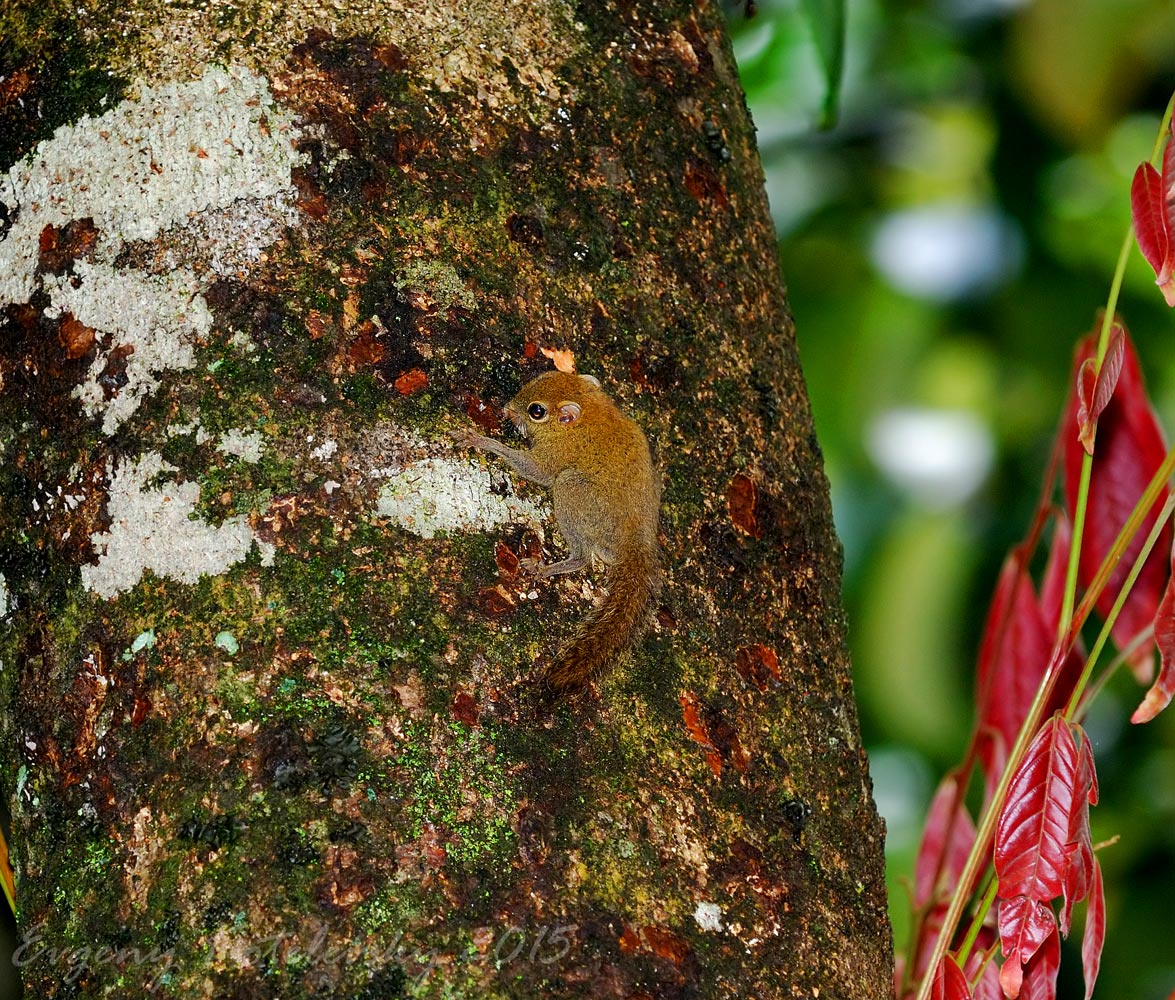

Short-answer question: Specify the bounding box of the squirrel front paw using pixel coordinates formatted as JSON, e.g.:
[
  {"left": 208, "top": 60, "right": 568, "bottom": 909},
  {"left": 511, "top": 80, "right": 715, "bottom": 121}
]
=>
[{"left": 451, "top": 426, "right": 487, "bottom": 449}]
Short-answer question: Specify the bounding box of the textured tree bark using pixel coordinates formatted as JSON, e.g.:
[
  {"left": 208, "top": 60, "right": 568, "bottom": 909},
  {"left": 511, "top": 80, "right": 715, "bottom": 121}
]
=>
[{"left": 0, "top": 2, "right": 892, "bottom": 998}]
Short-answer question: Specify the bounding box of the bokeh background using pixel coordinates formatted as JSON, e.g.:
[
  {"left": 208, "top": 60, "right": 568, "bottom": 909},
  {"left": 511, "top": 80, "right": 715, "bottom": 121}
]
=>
[
  {"left": 3, "top": 3, "right": 1174, "bottom": 998},
  {"left": 724, "top": 0, "right": 1175, "bottom": 996}
]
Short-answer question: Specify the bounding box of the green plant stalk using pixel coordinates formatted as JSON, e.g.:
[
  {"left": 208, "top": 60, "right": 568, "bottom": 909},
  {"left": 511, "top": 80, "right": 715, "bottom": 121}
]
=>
[
  {"left": 1057, "top": 94, "right": 1175, "bottom": 640},
  {"left": 1065, "top": 491, "right": 1175, "bottom": 719},
  {"left": 969, "top": 938, "right": 1001, "bottom": 993},
  {"left": 1057, "top": 232, "right": 1133, "bottom": 640},
  {"left": 1076, "top": 626, "right": 1154, "bottom": 720},
  {"left": 952, "top": 488, "right": 1175, "bottom": 970},
  {"left": 955, "top": 873, "right": 998, "bottom": 965},
  {"left": 914, "top": 439, "right": 1175, "bottom": 1000}
]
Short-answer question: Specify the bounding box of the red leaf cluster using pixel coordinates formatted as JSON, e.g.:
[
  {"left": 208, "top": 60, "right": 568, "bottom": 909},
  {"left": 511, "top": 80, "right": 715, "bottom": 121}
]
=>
[
  {"left": 1131, "top": 123, "right": 1175, "bottom": 306},
  {"left": 994, "top": 715, "right": 1101, "bottom": 1000},
  {"left": 1063, "top": 325, "right": 1170, "bottom": 681},
  {"left": 1074, "top": 324, "right": 1124, "bottom": 455},
  {"left": 974, "top": 522, "right": 1082, "bottom": 766},
  {"left": 907, "top": 316, "right": 1175, "bottom": 1000}
]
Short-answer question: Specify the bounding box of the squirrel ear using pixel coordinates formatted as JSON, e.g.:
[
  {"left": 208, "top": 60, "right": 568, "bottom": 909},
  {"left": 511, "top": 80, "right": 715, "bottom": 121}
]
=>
[
  {"left": 557, "top": 401, "right": 582, "bottom": 425},
  {"left": 579, "top": 374, "right": 601, "bottom": 388}
]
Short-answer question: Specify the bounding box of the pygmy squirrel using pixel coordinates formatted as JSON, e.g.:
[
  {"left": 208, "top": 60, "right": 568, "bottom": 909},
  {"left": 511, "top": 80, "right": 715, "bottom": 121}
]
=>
[{"left": 455, "top": 371, "right": 662, "bottom": 693}]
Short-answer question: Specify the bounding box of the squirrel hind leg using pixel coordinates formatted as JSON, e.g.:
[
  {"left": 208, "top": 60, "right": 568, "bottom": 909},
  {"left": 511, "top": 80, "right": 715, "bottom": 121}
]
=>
[{"left": 522, "top": 556, "right": 586, "bottom": 577}]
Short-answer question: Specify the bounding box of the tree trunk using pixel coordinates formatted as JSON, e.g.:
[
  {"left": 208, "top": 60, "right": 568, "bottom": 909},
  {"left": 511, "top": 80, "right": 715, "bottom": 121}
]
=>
[{"left": 0, "top": 2, "right": 892, "bottom": 997}]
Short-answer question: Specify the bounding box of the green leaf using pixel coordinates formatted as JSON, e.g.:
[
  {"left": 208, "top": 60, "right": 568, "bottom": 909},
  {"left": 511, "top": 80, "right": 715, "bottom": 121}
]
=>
[{"left": 798, "top": 0, "right": 845, "bottom": 129}]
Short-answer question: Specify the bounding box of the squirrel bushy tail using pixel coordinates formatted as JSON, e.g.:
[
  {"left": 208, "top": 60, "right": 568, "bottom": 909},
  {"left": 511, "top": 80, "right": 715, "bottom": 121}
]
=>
[{"left": 544, "top": 540, "right": 662, "bottom": 694}]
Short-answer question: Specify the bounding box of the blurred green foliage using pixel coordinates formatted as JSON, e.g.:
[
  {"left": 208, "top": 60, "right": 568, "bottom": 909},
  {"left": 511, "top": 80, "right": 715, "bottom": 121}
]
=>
[{"left": 726, "top": 0, "right": 1175, "bottom": 996}]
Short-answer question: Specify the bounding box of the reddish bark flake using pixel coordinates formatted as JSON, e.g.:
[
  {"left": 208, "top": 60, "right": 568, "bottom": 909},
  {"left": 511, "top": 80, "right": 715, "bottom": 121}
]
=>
[
  {"left": 681, "top": 692, "right": 723, "bottom": 776},
  {"left": 618, "top": 924, "right": 692, "bottom": 965},
  {"left": 683, "top": 157, "right": 728, "bottom": 207},
  {"left": 494, "top": 540, "right": 520, "bottom": 579},
  {"left": 641, "top": 925, "right": 692, "bottom": 965},
  {"left": 394, "top": 367, "right": 428, "bottom": 395},
  {"left": 617, "top": 924, "right": 642, "bottom": 955},
  {"left": 131, "top": 692, "right": 152, "bottom": 727},
  {"left": 1063, "top": 325, "right": 1170, "bottom": 680},
  {"left": 347, "top": 322, "right": 386, "bottom": 367},
  {"left": 679, "top": 692, "right": 748, "bottom": 776},
  {"left": 58, "top": 314, "right": 96, "bottom": 359},
  {"left": 37, "top": 217, "right": 99, "bottom": 274},
  {"left": 1133, "top": 570, "right": 1175, "bottom": 723},
  {"left": 734, "top": 643, "right": 781, "bottom": 691},
  {"left": 305, "top": 310, "right": 329, "bottom": 340},
  {"left": 450, "top": 690, "right": 479, "bottom": 727},
  {"left": 727, "top": 473, "right": 763, "bottom": 538},
  {"left": 465, "top": 394, "right": 501, "bottom": 432},
  {"left": 1074, "top": 323, "right": 1125, "bottom": 454},
  {"left": 475, "top": 585, "right": 515, "bottom": 616},
  {"left": 316, "top": 846, "right": 375, "bottom": 911},
  {"left": 292, "top": 168, "right": 329, "bottom": 219}
]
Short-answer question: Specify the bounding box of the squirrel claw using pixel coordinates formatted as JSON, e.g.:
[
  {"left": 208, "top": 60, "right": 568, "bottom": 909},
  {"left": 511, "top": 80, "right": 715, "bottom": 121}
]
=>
[{"left": 451, "top": 426, "right": 484, "bottom": 449}]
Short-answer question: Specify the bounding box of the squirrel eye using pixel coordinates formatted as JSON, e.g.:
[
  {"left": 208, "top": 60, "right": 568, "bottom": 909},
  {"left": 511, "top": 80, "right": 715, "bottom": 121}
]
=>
[{"left": 527, "top": 403, "right": 548, "bottom": 421}]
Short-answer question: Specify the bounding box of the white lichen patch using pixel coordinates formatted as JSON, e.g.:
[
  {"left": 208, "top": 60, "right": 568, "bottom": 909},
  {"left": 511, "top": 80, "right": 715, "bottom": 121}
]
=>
[
  {"left": 0, "top": 64, "right": 300, "bottom": 303},
  {"left": 45, "top": 261, "right": 212, "bottom": 435},
  {"left": 310, "top": 438, "right": 339, "bottom": 461},
  {"left": 82, "top": 452, "right": 262, "bottom": 600},
  {"left": 375, "top": 458, "right": 547, "bottom": 539},
  {"left": 0, "top": 63, "right": 302, "bottom": 433},
  {"left": 694, "top": 902, "right": 724, "bottom": 933},
  {"left": 167, "top": 420, "right": 212, "bottom": 445},
  {"left": 217, "top": 428, "right": 265, "bottom": 463}
]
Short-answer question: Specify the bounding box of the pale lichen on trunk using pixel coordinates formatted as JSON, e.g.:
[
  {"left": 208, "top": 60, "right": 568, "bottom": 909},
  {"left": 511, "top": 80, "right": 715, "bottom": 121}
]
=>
[{"left": 0, "top": 2, "right": 892, "bottom": 998}]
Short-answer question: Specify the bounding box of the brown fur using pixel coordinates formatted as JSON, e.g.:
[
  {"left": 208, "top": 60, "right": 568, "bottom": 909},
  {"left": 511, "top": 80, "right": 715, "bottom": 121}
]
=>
[{"left": 455, "top": 371, "right": 662, "bottom": 693}]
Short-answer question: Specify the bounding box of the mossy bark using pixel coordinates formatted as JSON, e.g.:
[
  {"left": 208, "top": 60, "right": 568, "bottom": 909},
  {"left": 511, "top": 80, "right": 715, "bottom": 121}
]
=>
[{"left": 0, "top": 2, "right": 892, "bottom": 998}]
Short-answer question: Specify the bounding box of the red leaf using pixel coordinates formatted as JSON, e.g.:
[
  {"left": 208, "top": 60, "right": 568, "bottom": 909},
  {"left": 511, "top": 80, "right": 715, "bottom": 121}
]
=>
[
  {"left": 976, "top": 727, "right": 1008, "bottom": 811},
  {"left": 1081, "top": 860, "right": 1105, "bottom": 1000},
  {"left": 1018, "top": 926, "right": 1061, "bottom": 1000},
  {"left": 1075, "top": 324, "right": 1125, "bottom": 454},
  {"left": 998, "top": 897, "right": 1056, "bottom": 999},
  {"left": 975, "top": 555, "right": 1052, "bottom": 755},
  {"left": 1059, "top": 728, "right": 1098, "bottom": 934},
  {"left": 962, "top": 927, "right": 1003, "bottom": 1000},
  {"left": 1038, "top": 515, "right": 1073, "bottom": 635},
  {"left": 931, "top": 954, "right": 972, "bottom": 1000},
  {"left": 1063, "top": 325, "right": 1170, "bottom": 680},
  {"left": 914, "top": 777, "right": 976, "bottom": 909},
  {"left": 974, "top": 549, "right": 1083, "bottom": 760},
  {"left": 995, "top": 714, "right": 1079, "bottom": 902},
  {"left": 1131, "top": 161, "right": 1175, "bottom": 306},
  {"left": 1133, "top": 570, "right": 1175, "bottom": 723}
]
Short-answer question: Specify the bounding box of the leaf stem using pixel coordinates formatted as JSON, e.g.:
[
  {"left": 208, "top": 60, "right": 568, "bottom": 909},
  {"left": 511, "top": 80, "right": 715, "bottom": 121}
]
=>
[
  {"left": 954, "top": 873, "right": 998, "bottom": 965},
  {"left": 914, "top": 439, "right": 1175, "bottom": 1000},
  {"left": 1065, "top": 491, "right": 1175, "bottom": 718},
  {"left": 1057, "top": 92, "right": 1175, "bottom": 642}
]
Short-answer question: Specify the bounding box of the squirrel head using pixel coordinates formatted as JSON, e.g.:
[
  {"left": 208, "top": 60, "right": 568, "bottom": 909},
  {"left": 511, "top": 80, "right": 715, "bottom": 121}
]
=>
[{"left": 504, "top": 371, "right": 604, "bottom": 442}]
